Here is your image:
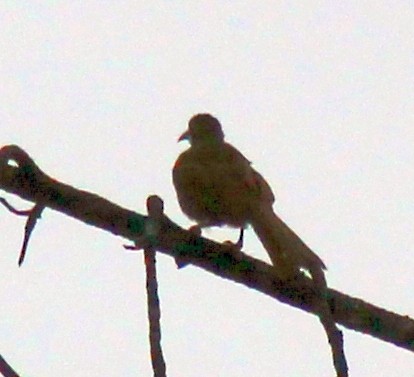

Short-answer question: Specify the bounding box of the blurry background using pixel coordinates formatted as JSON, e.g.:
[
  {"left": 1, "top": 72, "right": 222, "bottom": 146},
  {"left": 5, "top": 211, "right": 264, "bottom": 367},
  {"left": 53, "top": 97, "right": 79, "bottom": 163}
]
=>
[{"left": 0, "top": 1, "right": 413, "bottom": 376}]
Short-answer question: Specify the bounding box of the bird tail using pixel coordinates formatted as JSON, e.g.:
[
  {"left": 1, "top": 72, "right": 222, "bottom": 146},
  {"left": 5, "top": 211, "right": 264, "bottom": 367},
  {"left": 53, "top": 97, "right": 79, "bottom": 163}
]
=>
[
  {"left": 250, "top": 205, "right": 327, "bottom": 291},
  {"left": 251, "top": 207, "right": 349, "bottom": 374}
]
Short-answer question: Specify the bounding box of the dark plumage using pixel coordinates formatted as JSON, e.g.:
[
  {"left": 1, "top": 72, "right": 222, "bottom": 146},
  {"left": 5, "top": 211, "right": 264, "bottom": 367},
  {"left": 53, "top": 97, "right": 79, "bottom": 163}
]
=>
[{"left": 173, "top": 114, "right": 326, "bottom": 287}]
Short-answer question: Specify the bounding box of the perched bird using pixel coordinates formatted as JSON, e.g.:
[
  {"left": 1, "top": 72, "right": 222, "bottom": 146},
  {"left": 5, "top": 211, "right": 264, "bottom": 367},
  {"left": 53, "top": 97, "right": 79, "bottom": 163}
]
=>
[{"left": 172, "top": 114, "right": 327, "bottom": 289}]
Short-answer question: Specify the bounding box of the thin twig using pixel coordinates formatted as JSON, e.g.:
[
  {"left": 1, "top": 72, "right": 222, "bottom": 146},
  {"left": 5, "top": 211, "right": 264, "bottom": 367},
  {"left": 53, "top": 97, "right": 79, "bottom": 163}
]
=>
[
  {"left": 18, "top": 203, "right": 45, "bottom": 266},
  {"left": 144, "top": 196, "right": 167, "bottom": 377},
  {"left": 0, "top": 354, "right": 21, "bottom": 377},
  {"left": 124, "top": 196, "right": 167, "bottom": 376},
  {"left": 0, "top": 198, "right": 45, "bottom": 266},
  {"left": 317, "top": 294, "right": 348, "bottom": 376},
  {"left": 0, "top": 198, "right": 31, "bottom": 216},
  {"left": 0, "top": 168, "right": 45, "bottom": 266},
  {"left": 144, "top": 248, "right": 166, "bottom": 377}
]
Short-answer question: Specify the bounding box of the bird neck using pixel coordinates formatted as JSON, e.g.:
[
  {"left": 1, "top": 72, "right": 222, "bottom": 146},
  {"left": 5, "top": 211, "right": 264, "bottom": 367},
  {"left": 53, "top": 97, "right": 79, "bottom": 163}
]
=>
[{"left": 191, "top": 139, "right": 224, "bottom": 150}]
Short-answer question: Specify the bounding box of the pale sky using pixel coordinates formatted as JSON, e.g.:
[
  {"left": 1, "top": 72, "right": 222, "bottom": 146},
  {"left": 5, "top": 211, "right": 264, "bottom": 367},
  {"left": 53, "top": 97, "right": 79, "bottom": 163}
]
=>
[{"left": 1, "top": 2, "right": 413, "bottom": 376}]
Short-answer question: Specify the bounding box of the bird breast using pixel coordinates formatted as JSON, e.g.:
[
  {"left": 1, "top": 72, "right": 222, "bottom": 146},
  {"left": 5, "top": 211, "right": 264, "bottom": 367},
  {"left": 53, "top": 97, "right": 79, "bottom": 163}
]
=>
[{"left": 173, "top": 147, "right": 256, "bottom": 228}]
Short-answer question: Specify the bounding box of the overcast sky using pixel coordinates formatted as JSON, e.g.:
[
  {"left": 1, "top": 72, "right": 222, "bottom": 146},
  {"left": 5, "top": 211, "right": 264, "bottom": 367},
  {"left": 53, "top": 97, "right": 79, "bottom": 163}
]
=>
[{"left": 1, "top": 1, "right": 413, "bottom": 376}]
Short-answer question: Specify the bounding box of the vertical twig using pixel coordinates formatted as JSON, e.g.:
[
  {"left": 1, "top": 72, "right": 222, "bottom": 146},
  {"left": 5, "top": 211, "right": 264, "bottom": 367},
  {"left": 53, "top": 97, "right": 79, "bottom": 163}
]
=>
[
  {"left": 318, "top": 299, "right": 348, "bottom": 376},
  {"left": 131, "top": 195, "right": 167, "bottom": 377},
  {"left": 144, "top": 195, "right": 167, "bottom": 376},
  {"left": 144, "top": 248, "right": 166, "bottom": 377},
  {"left": 124, "top": 195, "right": 167, "bottom": 376}
]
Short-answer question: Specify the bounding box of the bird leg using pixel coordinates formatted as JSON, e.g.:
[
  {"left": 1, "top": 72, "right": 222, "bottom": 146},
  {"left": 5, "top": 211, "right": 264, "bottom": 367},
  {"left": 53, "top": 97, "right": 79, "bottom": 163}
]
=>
[
  {"left": 235, "top": 227, "right": 244, "bottom": 249},
  {"left": 223, "top": 228, "right": 244, "bottom": 251}
]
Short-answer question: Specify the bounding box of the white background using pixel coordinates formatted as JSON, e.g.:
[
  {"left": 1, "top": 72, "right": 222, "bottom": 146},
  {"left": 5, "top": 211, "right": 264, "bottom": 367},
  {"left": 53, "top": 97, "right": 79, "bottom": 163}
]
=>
[{"left": 1, "top": 1, "right": 413, "bottom": 376}]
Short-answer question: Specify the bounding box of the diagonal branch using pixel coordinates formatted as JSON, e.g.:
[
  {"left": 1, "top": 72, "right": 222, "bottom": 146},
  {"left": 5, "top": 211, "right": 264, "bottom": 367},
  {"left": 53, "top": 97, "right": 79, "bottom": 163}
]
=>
[
  {"left": 1, "top": 145, "right": 413, "bottom": 353},
  {"left": 0, "top": 354, "right": 21, "bottom": 377}
]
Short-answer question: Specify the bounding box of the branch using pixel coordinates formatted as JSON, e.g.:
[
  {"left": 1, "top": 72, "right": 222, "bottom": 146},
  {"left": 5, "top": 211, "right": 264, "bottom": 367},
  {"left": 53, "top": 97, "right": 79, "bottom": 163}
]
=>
[
  {"left": 0, "top": 354, "right": 21, "bottom": 377},
  {"left": 1, "top": 145, "right": 413, "bottom": 354},
  {"left": 0, "top": 198, "right": 45, "bottom": 266},
  {"left": 125, "top": 195, "right": 167, "bottom": 376}
]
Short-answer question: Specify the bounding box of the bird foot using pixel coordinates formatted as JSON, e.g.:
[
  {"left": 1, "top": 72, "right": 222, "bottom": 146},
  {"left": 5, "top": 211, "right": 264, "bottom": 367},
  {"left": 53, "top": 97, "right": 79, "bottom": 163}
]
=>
[
  {"left": 223, "top": 228, "right": 244, "bottom": 251},
  {"left": 223, "top": 240, "right": 242, "bottom": 251},
  {"left": 188, "top": 224, "right": 202, "bottom": 237}
]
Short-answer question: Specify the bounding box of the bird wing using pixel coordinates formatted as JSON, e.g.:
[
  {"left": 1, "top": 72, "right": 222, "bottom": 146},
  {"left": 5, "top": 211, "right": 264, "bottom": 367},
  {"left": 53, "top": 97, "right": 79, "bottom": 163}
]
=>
[{"left": 173, "top": 142, "right": 275, "bottom": 227}]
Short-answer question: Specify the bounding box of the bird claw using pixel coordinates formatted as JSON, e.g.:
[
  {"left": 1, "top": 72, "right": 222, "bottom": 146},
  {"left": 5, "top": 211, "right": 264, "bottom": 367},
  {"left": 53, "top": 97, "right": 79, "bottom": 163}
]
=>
[
  {"left": 123, "top": 235, "right": 150, "bottom": 251},
  {"left": 223, "top": 240, "right": 242, "bottom": 251}
]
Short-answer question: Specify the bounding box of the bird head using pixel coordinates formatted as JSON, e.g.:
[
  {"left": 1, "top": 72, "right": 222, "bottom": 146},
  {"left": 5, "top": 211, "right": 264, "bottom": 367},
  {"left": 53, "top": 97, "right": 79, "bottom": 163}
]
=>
[{"left": 178, "top": 114, "right": 225, "bottom": 145}]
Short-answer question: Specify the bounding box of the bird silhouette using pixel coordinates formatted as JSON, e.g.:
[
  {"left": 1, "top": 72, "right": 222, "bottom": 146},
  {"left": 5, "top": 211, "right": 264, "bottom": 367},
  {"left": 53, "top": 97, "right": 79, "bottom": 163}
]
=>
[{"left": 172, "top": 113, "right": 327, "bottom": 290}]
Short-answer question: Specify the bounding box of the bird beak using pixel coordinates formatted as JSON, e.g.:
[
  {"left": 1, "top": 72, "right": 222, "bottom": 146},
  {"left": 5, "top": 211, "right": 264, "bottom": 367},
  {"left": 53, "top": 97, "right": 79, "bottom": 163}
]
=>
[{"left": 178, "top": 130, "right": 190, "bottom": 142}]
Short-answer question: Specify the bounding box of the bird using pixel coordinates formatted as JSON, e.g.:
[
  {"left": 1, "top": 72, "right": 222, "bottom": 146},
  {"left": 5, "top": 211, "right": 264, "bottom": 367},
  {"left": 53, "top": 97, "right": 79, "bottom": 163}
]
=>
[{"left": 172, "top": 113, "right": 327, "bottom": 290}]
